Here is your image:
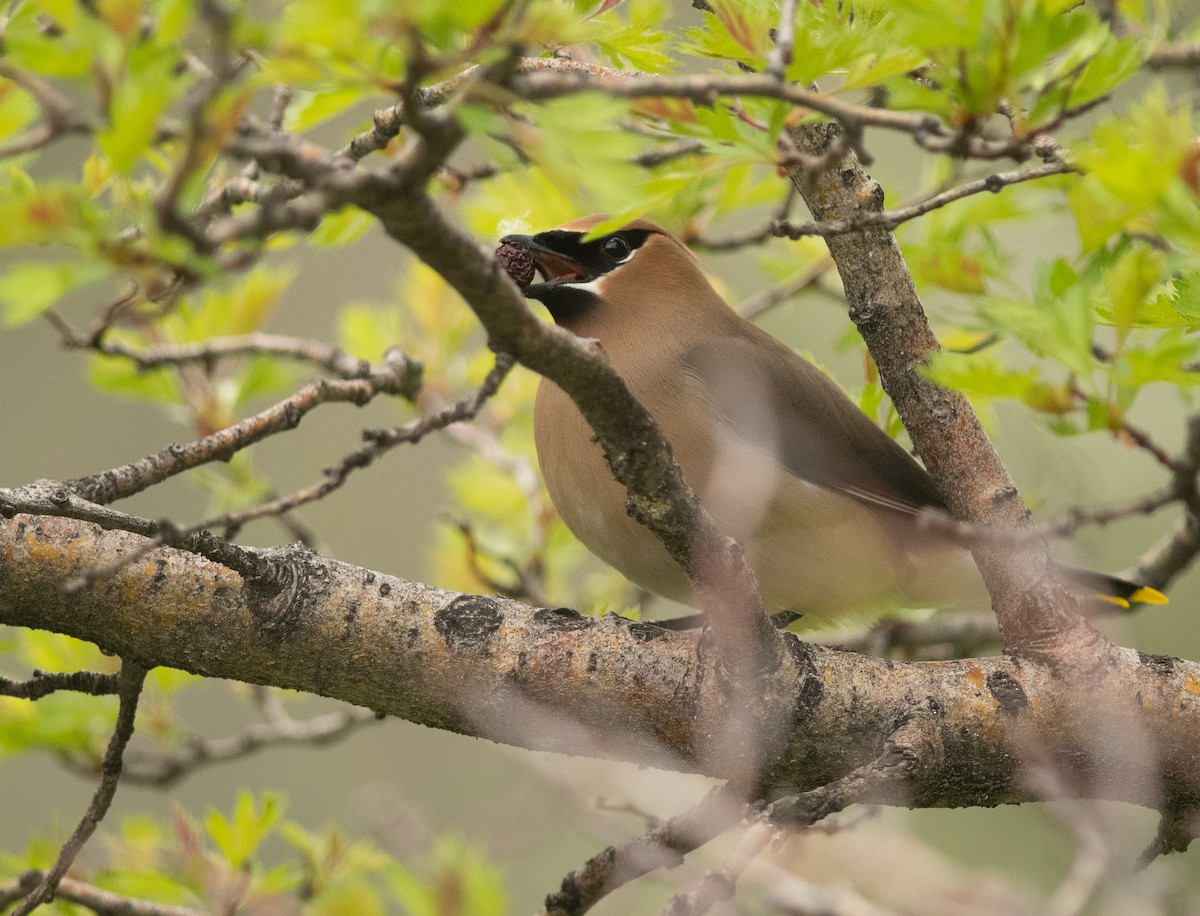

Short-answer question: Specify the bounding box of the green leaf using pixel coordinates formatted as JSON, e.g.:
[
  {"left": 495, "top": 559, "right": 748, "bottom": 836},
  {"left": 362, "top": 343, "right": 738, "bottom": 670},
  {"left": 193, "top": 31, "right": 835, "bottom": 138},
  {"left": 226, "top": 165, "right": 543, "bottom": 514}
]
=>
[
  {"left": 1067, "top": 178, "right": 1134, "bottom": 253},
  {"left": 1102, "top": 245, "right": 1165, "bottom": 331},
  {"left": 1166, "top": 268, "right": 1200, "bottom": 322},
  {"left": 1116, "top": 331, "right": 1200, "bottom": 390},
  {"left": 285, "top": 87, "right": 369, "bottom": 133},
  {"left": 338, "top": 303, "right": 403, "bottom": 363},
  {"left": 496, "top": 94, "right": 646, "bottom": 219},
  {"left": 311, "top": 207, "right": 374, "bottom": 248},
  {"left": 171, "top": 264, "right": 295, "bottom": 339},
  {"left": 98, "top": 871, "right": 197, "bottom": 909},
  {"left": 0, "top": 260, "right": 108, "bottom": 325},
  {"left": 89, "top": 351, "right": 180, "bottom": 405},
  {"left": 384, "top": 838, "right": 506, "bottom": 916},
  {"left": 206, "top": 791, "right": 286, "bottom": 868},
  {"left": 97, "top": 43, "right": 189, "bottom": 174},
  {"left": 231, "top": 354, "right": 298, "bottom": 408},
  {"left": 155, "top": 0, "right": 197, "bottom": 45},
  {"left": 586, "top": 0, "right": 676, "bottom": 73},
  {"left": 1067, "top": 36, "right": 1145, "bottom": 108},
  {"left": 3, "top": 1, "right": 98, "bottom": 77},
  {"left": 907, "top": 244, "right": 987, "bottom": 293},
  {"left": 679, "top": 0, "right": 774, "bottom": 68},
  {"left": 977, "top": 258, "right": 1095, "bottom": 379},
  {"left": 0, "top": 79, "right": 39, "bottom": 143},
  {"left": 1074, "top": 83, "right": 1194, "bottom": 212},
  {"left": 0, "top": 690, "right": 117, "bottom": 758},
  {"left": 924, "top": 351, "right": 1042, "bottom": 402},
  {"left": 0, "top": 180, "right": 102, "bottom": 248}
]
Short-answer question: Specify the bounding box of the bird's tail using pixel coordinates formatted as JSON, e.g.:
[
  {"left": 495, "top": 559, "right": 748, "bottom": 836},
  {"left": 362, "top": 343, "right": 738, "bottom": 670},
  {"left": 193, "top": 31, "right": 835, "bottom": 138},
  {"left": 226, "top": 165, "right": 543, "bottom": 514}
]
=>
[{"left": 1058, "top": 564, "right": 1169, "bottom": 609}]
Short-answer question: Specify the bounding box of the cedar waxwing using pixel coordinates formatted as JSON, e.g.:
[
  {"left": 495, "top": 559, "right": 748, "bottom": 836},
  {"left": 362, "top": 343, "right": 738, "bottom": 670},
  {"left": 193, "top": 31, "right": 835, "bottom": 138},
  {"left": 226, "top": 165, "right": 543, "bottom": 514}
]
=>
[{"left": 498, "top": 216, "right": 1165, "bottom": 628}]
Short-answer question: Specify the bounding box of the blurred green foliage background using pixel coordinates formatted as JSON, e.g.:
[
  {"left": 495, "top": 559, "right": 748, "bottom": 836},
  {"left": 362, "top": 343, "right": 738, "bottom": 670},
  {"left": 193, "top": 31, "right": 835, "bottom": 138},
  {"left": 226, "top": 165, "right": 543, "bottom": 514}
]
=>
[{"left": 3, "top": 0, "right": 1200, "bottom": 911}]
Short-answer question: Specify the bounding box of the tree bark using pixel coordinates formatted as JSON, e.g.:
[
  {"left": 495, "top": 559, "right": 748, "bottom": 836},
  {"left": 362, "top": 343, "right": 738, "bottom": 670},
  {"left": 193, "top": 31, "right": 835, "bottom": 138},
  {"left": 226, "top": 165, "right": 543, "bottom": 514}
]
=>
[
  {"left": 785, "top": 122, "right": 1103, "bottom": 663},
  {"left": 3, "top": 513, "right": 1199, "bottom": 820}
]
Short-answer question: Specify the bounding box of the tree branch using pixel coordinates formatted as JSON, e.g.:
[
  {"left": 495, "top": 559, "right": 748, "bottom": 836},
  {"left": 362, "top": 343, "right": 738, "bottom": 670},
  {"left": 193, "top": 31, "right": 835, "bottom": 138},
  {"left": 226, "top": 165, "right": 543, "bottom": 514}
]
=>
[
  {"left": 117, "top": 703, "right": 380, "bottom": 787},
  {"left": 27, "top": 352, "right": 502, "bottom": 591},
  {"left": 661, "top": 818, "right": 776, "bottom": 916},
  {"left": 0, "top": 870, "right": 203, "bottom": 916},
  {"left": 1146, "top": 42, "right": 1200, "bottom": 70},
  {"left": 772, "top": 160, "right": 1072, "bottom": 240},
  {"left": 736, "top": 258, "right": 833, "bottom": 320},
  {"left": 0, "top": 481, "right": 278, "bottom": 584},
  {"left": 49, "top": 312, "right": 385, "bottom": 380},
  {"left": 0, "top": 61, "right": 93, "bottom": 159},
  {"left": 0, "top": 669, "right": 120, "bottom": 700},
  {"left": 2, "top": 514, "right": 1199, "bottom": 834},
  {"left": 544, "top": 784, "right": 747, "bottom": 916},
  {"left": 765, "top": 0, "right": 799, "bottom": 80},
  {"left": 62, "top": 348, "right": 422, "bottom": 506},
  {"left": 782, "top": 121, "right": 1102, "bottom": 665},
  {"left": 11, "top": 659, "right": 148, "bottom": 916},
  {"left": 332, "top": 56, "right": 1075, "bottom": 173}
]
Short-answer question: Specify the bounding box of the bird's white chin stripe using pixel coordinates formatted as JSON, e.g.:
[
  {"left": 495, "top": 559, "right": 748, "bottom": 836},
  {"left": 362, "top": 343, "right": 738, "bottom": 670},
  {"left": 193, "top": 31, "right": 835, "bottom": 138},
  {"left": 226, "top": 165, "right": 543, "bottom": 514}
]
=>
[{"left": 558, "top": 277, "right": 605, "bottom": 294}]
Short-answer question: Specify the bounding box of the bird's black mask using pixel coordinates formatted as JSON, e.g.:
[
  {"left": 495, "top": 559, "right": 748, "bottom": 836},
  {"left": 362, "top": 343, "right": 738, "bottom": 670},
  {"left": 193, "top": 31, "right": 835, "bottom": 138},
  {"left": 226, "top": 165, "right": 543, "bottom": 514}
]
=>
[{"left": 499, "top": 228, "right": 656, "bottom": 320}]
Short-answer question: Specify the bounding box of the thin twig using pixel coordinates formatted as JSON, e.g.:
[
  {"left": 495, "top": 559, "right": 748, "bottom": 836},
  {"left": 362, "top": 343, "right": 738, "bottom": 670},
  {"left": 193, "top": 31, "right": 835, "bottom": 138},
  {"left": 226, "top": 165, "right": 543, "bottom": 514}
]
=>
[
  {"left": 661, "top": 818, "right": 776, "bottom": 916},
  {"left": 1115, "top": 417, "right": 1177, "bottom": 471},
  {"left": 737, "top": 257, "right": 833, "bottom": 320},
  {"left": 0, "top": 669, "right": 120, "bottom": 700},
  {"left": 662, "top": 704, "right": 939, "bottom": 915},
  {"left": 1120, "top": 412, "right": 1200, "bottom": 589},
  {"left": 0, "top": 482, "right": 278, "bottom": 584},
  {"left": 1146, "top": 42, "right": 1200, "bottom": 70},
  {"left": 769, "top": 699, "right": 940, "bottom": 827},
  {"left": 0, "top": 61, "right": 92, "bottom": 158},
  {"left": 767, "top": 0, "right": 799, "bottom": 79},
  {"left": 267, "top": 83, "right": 293, "bottom": 130},
  {"left": 0, "top": 870, "right": 204, "bottom": 916},
  {"left": 758, "top": 862, "right": 904, "bottom": 916},
  {"left": 543, "top": 783, "right": 748, "bottom": 916},
  {"left": 62, "top": 353, "right": 511, "bottom": 589},
  {"left": 336, "top": 57, "right": 1074, "bottom": 169},
  {"left": 773, "top": 160, "right": 1072, "bottom": 240},
  {"left": 116, "top": 704, "right": 379, "bottom": 787},
  {"left": 758, "top": 864, "right": 902, "bottom": 912},
  {"left": 153, "top": 4, "right": 238, "bottom": 255},
  {"left": 1021, "top": 738, "right": 1113, "bottom": 916},
  {"left": 51, "top": 315, "right": 383, "bottom": 380},
  {"left": 451, "top": 519, "right": 543, "bottom": 603},
  {"left": 692, "top": 188, "right": 797, "bottom": 251},
  {"left": 836, "top": 611, "right": 1002, "bottom": 660},
  {"left": 1124, "top": 512, "right": 1200, "bottom": 594},
  {"left": 12, "top": 660, "right": 149, "bottom": 916},
  {"left": 64, "top": 348, "right": 422, "bottom": 506},
  {"left": 1041, "top": 488, "right": 1179, "bottom": 539},
  {"left": 635, "top": 139, "right": 706, "bottom": 167}
]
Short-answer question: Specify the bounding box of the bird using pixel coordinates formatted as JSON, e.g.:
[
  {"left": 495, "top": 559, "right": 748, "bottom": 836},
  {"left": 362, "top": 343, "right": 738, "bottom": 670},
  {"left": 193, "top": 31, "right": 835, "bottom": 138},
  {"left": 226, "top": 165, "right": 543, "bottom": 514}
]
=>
[{"left": 496, "top": 215, "right": 1166, "bottom": 630}]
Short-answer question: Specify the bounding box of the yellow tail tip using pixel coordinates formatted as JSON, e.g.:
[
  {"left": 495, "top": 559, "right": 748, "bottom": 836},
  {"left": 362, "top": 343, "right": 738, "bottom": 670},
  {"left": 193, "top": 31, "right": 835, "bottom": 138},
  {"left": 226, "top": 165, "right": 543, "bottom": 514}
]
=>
[{"left": 1130, "top": 586, "right": 1169, "bottom": 606}]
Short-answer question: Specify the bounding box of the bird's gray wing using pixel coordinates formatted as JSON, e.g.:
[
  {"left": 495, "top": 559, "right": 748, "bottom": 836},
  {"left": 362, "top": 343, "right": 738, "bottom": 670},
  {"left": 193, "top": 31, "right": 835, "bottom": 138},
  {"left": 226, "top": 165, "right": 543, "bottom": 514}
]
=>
[{"left": 684, "top": 331, "right": 947, "bottom": 516}]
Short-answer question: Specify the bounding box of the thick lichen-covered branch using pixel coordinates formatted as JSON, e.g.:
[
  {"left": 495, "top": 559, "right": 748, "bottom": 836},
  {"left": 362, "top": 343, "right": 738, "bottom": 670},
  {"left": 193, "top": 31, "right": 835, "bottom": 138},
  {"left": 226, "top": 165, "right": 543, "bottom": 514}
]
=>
[{"left": 3, "top": 514, "right": 1199, "bottom": 825}]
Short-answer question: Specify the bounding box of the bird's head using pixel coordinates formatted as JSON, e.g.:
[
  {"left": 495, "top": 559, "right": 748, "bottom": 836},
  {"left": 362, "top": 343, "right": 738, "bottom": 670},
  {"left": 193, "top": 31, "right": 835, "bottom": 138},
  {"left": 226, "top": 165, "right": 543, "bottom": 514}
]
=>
[{"left": 499, "top": 216, "right": 712, "bottom": 333}]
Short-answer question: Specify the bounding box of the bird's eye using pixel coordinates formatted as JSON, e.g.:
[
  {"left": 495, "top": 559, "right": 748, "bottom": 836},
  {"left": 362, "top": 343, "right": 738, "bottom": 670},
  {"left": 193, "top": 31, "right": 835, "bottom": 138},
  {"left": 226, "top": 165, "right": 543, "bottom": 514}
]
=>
[{"left": 602, "top": 236, "right": 631, "bottom": 261}]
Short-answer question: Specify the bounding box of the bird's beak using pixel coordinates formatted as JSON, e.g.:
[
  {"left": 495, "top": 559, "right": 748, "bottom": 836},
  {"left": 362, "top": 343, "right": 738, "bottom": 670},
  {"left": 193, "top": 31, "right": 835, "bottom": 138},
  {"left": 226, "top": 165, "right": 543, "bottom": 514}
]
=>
[{"left": 499, "top": 233, "right": 593, "bottom": 296}]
